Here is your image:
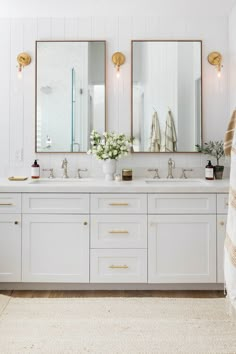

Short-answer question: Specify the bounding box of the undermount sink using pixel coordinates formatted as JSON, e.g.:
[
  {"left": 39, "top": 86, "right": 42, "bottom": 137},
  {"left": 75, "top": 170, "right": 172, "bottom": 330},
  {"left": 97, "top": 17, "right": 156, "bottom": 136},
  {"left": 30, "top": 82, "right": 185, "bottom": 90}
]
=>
[
  {"left": 145, "top": 178, "right": 206, "bottom": 184},
  {"left": 29, "top": 178, "right": 93, "bottom": 184}
]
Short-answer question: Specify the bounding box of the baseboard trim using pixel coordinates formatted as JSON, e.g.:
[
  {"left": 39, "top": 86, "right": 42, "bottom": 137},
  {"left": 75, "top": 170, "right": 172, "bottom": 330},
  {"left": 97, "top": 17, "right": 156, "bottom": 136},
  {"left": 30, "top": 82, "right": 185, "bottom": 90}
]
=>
[{"left": 0, "top": 283, "right": 224, "bottom": 291}]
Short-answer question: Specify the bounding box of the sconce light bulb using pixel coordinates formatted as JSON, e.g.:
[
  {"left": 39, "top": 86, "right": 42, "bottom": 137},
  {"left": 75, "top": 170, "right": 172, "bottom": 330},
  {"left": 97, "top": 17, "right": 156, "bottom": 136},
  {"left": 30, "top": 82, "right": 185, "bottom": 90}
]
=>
[
  {"left": 116, "top": 65, "right": 120, "bottom": 78},
  {"left": 17, "top": 65, "right": 22, "bottom": 79},
  {"left": 217, "top": 70, "right": 221, "bottom": 78}
]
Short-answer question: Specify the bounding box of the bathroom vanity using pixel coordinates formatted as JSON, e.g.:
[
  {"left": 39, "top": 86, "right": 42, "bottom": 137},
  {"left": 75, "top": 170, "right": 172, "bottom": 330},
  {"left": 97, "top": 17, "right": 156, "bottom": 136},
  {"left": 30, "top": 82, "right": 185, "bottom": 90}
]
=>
[{"left": 0, "top": 178, "right": 229, "bottom": 290}]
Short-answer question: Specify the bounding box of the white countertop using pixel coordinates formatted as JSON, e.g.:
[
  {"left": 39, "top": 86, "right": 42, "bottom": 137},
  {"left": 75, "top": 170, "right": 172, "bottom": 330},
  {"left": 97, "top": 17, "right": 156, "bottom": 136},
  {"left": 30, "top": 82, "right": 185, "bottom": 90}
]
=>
[{"left": 0, "top": 178, "right": 230, "bottom": 193}]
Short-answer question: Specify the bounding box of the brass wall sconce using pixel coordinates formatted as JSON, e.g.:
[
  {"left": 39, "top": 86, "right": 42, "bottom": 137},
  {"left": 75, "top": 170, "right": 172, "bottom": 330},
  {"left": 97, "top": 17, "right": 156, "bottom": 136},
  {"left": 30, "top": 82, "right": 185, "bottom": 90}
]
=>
[
  {"left": 17, "top": 52, "right": 31, "bottom": 78},
  {"left": 112, "top": 52, "right": 125, "bottom": 78},
  {"left": 207, "top": 52, "right": 223, "bottom": 78}
]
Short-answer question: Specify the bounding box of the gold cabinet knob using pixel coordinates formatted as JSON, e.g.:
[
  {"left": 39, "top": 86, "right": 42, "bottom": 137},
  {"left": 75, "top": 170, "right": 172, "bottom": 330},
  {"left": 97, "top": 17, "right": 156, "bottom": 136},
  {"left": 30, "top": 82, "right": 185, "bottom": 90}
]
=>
[
  {"left": 83, "top": 221, "right": 88, "bottom": 226},
  {"left": 14, "top": 221, "right": 19, "bottom": 225},
  {"left": 220, "top": 221, "right": 225, "bottom": 226}
]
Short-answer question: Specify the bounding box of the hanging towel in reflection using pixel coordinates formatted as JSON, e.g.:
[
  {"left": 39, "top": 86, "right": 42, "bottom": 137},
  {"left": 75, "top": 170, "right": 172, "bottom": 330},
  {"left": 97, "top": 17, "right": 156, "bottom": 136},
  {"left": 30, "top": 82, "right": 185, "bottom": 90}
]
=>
[
  {"left": 149, "top": 111, "right": 161, "bottom": 152},
  {"left": 164, "top": 110, "right": 177, "bottom": 152},
  {"left": 224, "top": 110, "right": 236, "bottom": 156}
]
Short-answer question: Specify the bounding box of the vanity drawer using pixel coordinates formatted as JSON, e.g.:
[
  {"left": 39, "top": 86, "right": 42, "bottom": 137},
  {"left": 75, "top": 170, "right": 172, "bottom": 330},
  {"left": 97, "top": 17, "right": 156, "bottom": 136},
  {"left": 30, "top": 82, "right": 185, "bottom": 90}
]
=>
[
  {"left": 148, "top": 194, "right": 216, "bottom": 214},
  {"left": 0, "top": 193, "right": 21, "bottom": 213},
  {"left": 91, "top": 194, "right": 147, "bottom": 214},
  {"left": 217, "top": 194, "right": 229, "bottom": 214},
  {"left": 22, "top": 193, "right": 89, "bottom": 214},
  {"left": 90, "top": 215, "right": 147, "bottom": 248},
  {"left": 90, "top": 249, "right": 147, "bottom": 283}
]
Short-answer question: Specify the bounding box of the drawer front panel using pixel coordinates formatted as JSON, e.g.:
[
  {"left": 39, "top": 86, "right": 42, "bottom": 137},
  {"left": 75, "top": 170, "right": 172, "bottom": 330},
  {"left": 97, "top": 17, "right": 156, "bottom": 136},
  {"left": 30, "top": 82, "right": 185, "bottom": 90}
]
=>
[
  {"left": 22, "top": 193, "right": 89, "bottom": 214},
  {"left": 0, "top": 193, "right": 21, "bottom": 213},
  {"left": 90, "top": 249, "right": 147, "bottom": 283},
  {"left": 91, "top": 215, "right": 147, "bottom": 248},
  {"left": 217, "top": 194, "right": 229, "bottom": 214},
  {"left": 91, "top": 194, "right": 147, "bottom": 214},
  {"left": 148, "top": 194, "right": 216, "bottom": 214}
]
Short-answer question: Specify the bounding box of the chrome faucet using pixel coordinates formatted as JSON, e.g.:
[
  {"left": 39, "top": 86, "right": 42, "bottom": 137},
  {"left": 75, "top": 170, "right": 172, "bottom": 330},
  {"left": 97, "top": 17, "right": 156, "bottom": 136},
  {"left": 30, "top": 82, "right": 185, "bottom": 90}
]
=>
[
  {"left": 61, "top": 158, "right": 69, "bottom": 178},
  {"left": 167, "top": 158, "right": 175, "bottom": 178}
]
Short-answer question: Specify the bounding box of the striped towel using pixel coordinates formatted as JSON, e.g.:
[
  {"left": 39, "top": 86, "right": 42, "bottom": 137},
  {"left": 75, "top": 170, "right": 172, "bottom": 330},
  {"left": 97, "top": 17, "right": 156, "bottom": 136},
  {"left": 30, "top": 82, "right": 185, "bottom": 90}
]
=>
[
  {"left": 224, "top": 110, "right": 236, "bottom": 156},
  {"left": 149, "top": 111, "right": 161, "bottom": 152},
  {"left": 164, "top": 111, "right": 177, "bottom": 152},
  {"left": 224, "top": 110, "right": 236, "bottom": 314}
]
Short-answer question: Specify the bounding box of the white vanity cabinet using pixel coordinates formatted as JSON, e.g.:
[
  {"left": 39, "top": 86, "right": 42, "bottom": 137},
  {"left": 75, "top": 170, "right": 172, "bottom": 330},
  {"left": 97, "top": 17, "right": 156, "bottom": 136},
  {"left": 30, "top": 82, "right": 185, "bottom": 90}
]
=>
[
  {"left": 217, "top": 194, "right": 228, "bottom": 283},
  {"left": 0, "top": 193, "right": 22, "bottom": 282},
  {"left": 148, "top": 194, "right": 217, "bottom": 283},
  {"left": 22, "top": 193, "right": 89, "bottom": 283},
  {"left": 0, "top": 186, "right": 229, "bottom": 289}
]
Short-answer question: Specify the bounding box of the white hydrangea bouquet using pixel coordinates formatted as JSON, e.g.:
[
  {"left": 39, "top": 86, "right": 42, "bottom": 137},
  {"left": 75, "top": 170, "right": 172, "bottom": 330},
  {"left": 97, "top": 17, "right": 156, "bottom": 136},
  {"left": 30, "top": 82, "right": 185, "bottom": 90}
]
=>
[
  {"left": 88, "top": 130, "right": 131, "bottom": 181},
  {"left": 87, "top": 130, "right": 131, "bottom": 160}
]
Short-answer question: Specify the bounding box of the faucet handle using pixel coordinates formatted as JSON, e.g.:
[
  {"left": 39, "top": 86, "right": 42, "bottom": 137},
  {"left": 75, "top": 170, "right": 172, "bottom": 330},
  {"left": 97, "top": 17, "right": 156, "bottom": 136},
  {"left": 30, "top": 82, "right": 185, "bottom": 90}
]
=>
[
  {"left": 148, "top": 168, "right": 160, "bottom": 179},
  {"left": 181, "top": 168, "right": 193, "bottom": 179},
  {"left": 76, "top": 168, "right": 88, "bottom": 179},
  {"left": 42, "top": 168, "right": 55, "bottom": 179}
]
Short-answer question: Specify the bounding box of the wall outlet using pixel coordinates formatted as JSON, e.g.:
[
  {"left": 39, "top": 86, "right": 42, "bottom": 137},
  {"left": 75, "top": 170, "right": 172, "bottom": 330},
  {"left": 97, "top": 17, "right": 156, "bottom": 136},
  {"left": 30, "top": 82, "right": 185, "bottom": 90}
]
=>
[{"left": 15, "top": 148, "right": 24, "bottom": 162}]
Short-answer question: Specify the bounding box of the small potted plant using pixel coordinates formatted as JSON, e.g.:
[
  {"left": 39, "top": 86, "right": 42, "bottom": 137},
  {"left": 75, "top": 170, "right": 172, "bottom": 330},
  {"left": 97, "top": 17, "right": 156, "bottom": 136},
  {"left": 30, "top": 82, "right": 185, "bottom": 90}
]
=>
[
  {"left": 88, "top": 130, "right": 131, "bottom": 181},
  {"left": 195, "top": 141, "right": 225, "bottom": 179}
]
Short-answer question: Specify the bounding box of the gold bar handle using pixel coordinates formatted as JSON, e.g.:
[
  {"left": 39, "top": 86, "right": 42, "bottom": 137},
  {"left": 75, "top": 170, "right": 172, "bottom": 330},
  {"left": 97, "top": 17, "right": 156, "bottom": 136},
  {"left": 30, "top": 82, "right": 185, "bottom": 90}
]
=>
[
  {"left": 0, "top": 203, "right": 14, "bottom": 206},
  {"left": 109, "top": 230, "right": 129, "bottom": 234},
  {"left": 109, "top": 203, "right": 129, "bottom": 206},
  {"left": 109, "top": 265, "right": 129, "bottom": 269}
]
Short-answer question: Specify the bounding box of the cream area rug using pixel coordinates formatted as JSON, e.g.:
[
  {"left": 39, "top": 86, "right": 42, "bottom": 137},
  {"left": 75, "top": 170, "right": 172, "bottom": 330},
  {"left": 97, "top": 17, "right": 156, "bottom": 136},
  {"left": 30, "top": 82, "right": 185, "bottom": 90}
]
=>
[{"left": 0, "top": 296, "right": 236, "bottom": 354}]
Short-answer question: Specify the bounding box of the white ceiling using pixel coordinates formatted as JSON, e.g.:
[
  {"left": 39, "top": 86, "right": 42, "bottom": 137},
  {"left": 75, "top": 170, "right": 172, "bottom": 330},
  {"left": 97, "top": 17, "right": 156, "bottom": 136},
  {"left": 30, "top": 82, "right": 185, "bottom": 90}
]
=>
[{"left": 0, "top": 0, "right": 236, "bottom": 17}]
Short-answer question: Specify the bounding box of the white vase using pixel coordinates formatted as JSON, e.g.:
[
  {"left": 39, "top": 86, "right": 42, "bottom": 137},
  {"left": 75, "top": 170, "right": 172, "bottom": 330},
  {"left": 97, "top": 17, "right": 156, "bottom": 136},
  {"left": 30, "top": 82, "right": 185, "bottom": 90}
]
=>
[{"left": 102, "top": 159, "right": 117, "bottom": 181}]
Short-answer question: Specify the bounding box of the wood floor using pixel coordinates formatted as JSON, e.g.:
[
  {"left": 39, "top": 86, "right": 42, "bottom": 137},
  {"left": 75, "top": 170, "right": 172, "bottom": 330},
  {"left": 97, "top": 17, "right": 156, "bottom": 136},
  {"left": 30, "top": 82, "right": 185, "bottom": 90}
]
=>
[{"left": 0, "top": 290, "right": 225, "bottom": 298}]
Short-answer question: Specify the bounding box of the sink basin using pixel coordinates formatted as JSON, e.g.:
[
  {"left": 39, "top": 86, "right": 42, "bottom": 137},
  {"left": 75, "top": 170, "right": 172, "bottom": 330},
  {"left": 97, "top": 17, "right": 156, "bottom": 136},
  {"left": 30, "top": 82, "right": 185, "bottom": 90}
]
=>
[
  {"left": 145, "top": 178, "right": 206, "bottom": 184},
  {"left": 29, "top": 178, "right": 93, "bottom": 184}
]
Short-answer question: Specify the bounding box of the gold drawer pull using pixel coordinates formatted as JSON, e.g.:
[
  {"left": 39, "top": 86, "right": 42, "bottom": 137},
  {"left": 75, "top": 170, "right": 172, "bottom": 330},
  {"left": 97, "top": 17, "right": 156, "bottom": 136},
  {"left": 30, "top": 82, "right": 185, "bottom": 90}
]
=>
[
  {"left": 109, "top": 203, "right": 129, "bottom": 206},
  {"left": 109, "top": 265, "right": 129, "bottom": 269},
  {"left": 109, "top": 230, "right": 129, "bottom": 234},
  {"left": 0, "top": 203, "right": 14, "bottom": 206},
  {"left": 220, "top": 221, "right": 225, "bottom": 226}
]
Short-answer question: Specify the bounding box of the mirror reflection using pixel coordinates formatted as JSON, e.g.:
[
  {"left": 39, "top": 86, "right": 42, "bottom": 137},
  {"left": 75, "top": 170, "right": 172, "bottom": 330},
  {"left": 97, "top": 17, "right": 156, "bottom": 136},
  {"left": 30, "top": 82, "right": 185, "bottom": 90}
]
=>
[
  {"left": 132, "top": 40, "right": 202, "bottom": 153},
  {"left": 36, "top": 41, "right": 106, "bottom": 152}
]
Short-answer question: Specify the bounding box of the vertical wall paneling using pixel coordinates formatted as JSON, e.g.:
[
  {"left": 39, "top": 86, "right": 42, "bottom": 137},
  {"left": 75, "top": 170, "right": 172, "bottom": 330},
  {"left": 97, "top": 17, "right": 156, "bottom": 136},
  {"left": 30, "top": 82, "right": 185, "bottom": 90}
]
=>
[
  {"left": 77, "top": 17, "right": 92, "bottom": 39},
  {"left": 9, "top": 19, "right": 24, "bottom": 171},
  {"left": 0, "top": 16, "right": 230, "bottom": 177},
  {"left": 51, "top": 18, "right": 65, "bottom": 40},
  {"left": 22, "top": 18, "right": 37, "bottom": 172},
  {"left": 0, "top": 19, "right": 11, "bottom": 177},
  {"left": 105, "top": 16, "right": 118, "bottom": 132},
  {"left": 64, "top": 18, "right": 78, "bottom": 39},
  {"left": 117, "top": 17, "right": 132, "bottom": 134}
]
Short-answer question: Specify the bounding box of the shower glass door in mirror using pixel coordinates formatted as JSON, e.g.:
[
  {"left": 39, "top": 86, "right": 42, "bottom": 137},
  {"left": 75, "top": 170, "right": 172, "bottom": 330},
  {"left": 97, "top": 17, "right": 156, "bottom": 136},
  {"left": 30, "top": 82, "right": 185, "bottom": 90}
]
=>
[
  {"left": 36, "top": 41, "right": 106, "bottom": 152},
  {"left": 132, "top": 40, "right": 202, "bottom": 153}
]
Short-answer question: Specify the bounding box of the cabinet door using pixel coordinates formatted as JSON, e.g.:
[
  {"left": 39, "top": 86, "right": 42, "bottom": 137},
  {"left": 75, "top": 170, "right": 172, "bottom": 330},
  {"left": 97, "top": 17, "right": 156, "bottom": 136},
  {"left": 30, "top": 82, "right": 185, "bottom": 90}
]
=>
[
  {"left": 0, "top": 214, "right": 21, "bottom": 282},
  {"left": 217, "top": 214, "right": 227, "bottom": 283},
  {"left": 22, "top": 214, "right": 89, "bottom": 282},
  {"left": 148, "top": 215, "right": 216, "bottom": 283}
]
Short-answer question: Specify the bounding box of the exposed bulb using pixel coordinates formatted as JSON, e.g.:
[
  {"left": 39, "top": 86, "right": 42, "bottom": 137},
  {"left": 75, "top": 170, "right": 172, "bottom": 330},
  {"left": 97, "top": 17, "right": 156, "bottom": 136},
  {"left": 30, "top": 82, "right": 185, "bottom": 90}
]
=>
[
  {"left": 17, "top": 65, "right": 22, "bottom": 79},
  {"left": 217, "top": 70, "right": 221, "bottom": 78},
  {"left": 116, "top": 65, "right": 120, "bottom": 79}
]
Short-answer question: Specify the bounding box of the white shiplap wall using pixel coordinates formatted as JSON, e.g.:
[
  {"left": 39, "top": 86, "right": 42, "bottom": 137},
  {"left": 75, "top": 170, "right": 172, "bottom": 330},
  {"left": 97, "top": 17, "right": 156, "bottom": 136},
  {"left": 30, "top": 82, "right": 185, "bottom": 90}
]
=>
[{"left": 0, "top": 16, "right": 230, "bottom": 178}]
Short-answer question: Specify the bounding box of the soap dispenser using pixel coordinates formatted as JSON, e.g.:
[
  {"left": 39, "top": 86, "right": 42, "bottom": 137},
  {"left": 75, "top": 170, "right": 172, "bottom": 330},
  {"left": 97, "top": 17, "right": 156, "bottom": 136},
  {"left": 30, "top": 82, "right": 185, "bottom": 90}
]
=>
[
  {"left": 205, "top": 160, "right": 214, "bottom": 180},
  {"left": 31, "top": 159, "right": 40, "bottom": 179}
]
